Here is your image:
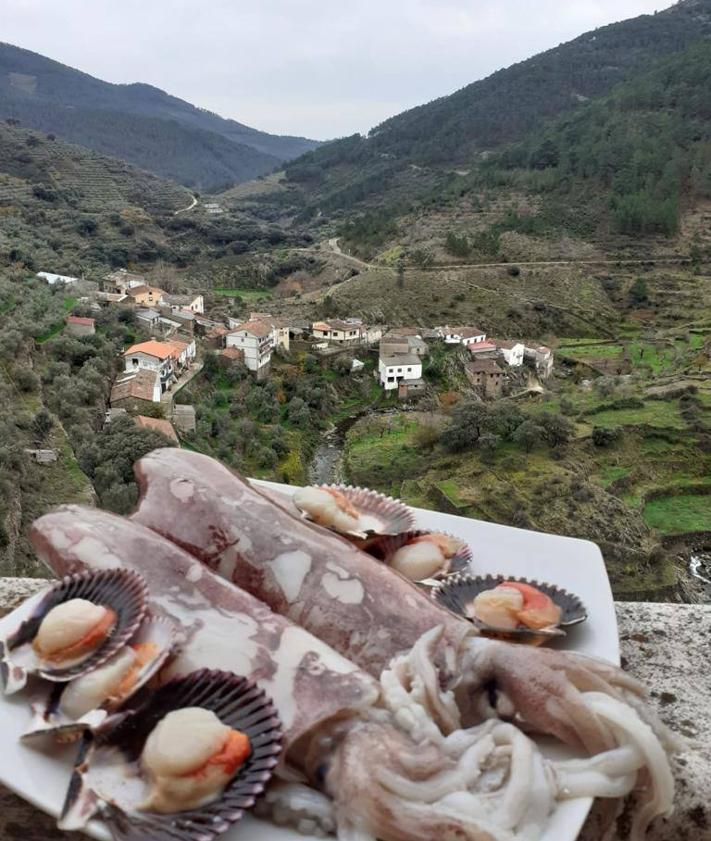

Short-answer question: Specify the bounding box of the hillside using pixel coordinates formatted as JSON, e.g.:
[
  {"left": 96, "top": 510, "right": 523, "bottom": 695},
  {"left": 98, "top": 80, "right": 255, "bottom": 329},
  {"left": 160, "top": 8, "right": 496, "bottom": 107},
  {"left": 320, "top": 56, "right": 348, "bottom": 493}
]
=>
[
  {"left": 281, "top": 0, "right": 711, "bottom": 216},
  {"left": 0, "top": 121, "right": 192, "bottom": 273},
  {"left": 0, "top": 43, "right": 319, "bottom": 191}
]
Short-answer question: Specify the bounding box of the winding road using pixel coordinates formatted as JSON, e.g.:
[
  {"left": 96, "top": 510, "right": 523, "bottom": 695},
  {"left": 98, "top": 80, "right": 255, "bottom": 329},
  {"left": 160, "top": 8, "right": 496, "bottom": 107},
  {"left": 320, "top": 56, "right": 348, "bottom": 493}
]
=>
[{"left": 174, "top": 194, "right": 199, "bottom": 215}]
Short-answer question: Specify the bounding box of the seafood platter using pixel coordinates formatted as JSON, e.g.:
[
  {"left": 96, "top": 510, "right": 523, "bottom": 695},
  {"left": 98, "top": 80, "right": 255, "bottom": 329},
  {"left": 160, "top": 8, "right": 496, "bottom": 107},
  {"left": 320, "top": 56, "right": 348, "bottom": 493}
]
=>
[{"left": 0, "top": 449, "right": 680, "bottom": 841}]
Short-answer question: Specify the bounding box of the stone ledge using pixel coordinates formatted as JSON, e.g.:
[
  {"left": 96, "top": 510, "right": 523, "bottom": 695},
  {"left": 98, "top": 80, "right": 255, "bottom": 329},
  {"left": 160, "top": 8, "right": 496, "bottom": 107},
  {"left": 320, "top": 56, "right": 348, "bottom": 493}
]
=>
[{"left": 0, "top": 580, "right": 708, "bottom": 840}]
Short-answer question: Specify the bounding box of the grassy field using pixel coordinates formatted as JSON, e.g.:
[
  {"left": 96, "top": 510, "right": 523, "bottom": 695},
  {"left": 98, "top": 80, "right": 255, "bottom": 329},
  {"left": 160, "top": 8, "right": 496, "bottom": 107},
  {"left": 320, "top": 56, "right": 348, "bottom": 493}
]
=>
[
  {"left": 588, "top": 400, "right": 684, "bottom": 429},
  {"left": 214, "top": 288, "right": 272, "bottom": 301},
  {"left": 644, "top": 494, "right": 711, "bottom": 534}
]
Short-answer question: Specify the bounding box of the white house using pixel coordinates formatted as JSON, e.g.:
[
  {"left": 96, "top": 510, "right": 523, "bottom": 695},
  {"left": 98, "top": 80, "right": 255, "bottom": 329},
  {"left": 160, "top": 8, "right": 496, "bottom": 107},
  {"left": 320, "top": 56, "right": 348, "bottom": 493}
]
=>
[
  {"left": 438, "top": 326, "right": 487, "bottom": 346},
  {"left": 37, "top": 271, "right": 78, "bottom": 286},
  {"left": 523, "top": 344, "right": 554, "bottom": 378},
  {"left": 249, "top": 313, "right": 290, "bottom": 351},
  {"left": 378, "top": 353, "right": 423, "bottom": 391},
  {"left": 123, "top": 339, "right": 195, "bottom": 391},
  {"left": 494, "top": 339, "right": 525, "bottom": 367},
  {"left": 226, "top": 320, "right": 275, "bottom": 378},
  {"left": 312, "top": 320, "right": 362, "bottom": 344}
]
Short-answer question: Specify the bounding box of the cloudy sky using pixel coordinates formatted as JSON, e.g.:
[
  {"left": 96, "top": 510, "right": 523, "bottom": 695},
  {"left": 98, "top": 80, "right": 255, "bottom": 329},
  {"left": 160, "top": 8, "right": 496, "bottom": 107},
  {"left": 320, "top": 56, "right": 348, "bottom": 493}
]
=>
[{"left": 1, "top": 0, "right": 668, "bottom": 139}]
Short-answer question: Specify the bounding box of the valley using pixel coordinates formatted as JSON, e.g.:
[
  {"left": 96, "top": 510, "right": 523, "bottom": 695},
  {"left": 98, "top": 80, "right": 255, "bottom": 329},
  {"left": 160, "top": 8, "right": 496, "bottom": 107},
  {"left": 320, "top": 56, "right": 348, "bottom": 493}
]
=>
[{"left": 0, "top": 0, "right": 710, "bottom": 607}]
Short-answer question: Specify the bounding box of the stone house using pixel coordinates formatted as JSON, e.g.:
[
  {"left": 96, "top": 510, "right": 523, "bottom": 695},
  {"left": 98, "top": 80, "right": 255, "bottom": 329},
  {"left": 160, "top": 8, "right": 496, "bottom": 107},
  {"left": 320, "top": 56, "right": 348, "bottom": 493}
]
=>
[
  {"left": 465, "top": 359, "right": 504, "bottom": 397},
  {"left": 163, "top": 293, "right": 205, "bottom": 315},
  {"left": 398, "top": 379, "right": 426, "bottom": 400},
  {"left": 65, "top": 315, "right": 95, "bottom": 336},
  {"left": 125, "top": 285, "right": 165, "bottom": 307},
  {"left": 110, "top": 369, "right": 162, "bottom": 409},
  {"left": 105, "top": 269, "right": 145, "bottom": 294},
  {"left": 380, "top": 335, "right": 428, "bottom": 358},
  {"left": 135, "top": 308, "right": 162, "bottom": 331}
]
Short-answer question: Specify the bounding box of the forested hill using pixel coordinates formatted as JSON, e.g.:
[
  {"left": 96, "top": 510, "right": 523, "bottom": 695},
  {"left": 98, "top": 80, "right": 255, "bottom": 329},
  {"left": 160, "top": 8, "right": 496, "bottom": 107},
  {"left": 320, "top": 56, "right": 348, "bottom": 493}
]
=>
[
  {"left": 0, "top": 43, "right": 320, "bottom": 192},
  {"left": 481, "top": 40, "right": 711, "bottom": 239},
  {"left": 285, "top": 0, "right": 711, "bottom": 211}
]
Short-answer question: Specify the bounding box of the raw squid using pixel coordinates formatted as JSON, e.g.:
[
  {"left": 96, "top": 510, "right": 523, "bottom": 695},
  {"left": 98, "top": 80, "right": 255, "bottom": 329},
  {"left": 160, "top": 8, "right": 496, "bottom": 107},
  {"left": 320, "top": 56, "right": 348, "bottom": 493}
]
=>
[
  {"left": 32, "top": 505, "right": 630, "bottom": 841},
  {"left": 129, "top": 448, "right": 680, "bottom": 839}
]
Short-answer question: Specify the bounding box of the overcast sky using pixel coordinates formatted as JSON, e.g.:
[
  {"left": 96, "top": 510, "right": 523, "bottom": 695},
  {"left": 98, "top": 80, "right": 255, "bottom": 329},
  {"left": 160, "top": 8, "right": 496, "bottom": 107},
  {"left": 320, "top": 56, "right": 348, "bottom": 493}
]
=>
[{"left": 1, "top": 0, "right": 668, "bottom": 140}]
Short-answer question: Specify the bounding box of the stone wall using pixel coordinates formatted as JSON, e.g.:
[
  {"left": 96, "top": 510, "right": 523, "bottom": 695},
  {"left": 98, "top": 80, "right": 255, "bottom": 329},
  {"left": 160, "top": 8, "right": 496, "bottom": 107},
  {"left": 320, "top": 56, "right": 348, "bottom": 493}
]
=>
[{"left": 0, "top": 580, "right": 707, "bottom": 840}]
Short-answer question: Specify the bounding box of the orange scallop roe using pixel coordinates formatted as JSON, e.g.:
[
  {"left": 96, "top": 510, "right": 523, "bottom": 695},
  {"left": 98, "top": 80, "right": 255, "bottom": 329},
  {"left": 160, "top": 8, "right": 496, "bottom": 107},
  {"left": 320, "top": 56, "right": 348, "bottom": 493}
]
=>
[
  {"left": 325, "top": 488, "right": 360, "bottom": 519},
  {"left": 114, "top": 642, "right": 160, "bottom": 699},
  {"left": 409, "top": 533, "right": 462, "bottom": 558},
  {"left": 500, "top": 581, "right": 561, "bottom": 629},
  {"left": 185, "top": 729, "right": 251, "bottom": 779},
  {"left": 38, "top": 607, "right": 117, "bottom": 663}
]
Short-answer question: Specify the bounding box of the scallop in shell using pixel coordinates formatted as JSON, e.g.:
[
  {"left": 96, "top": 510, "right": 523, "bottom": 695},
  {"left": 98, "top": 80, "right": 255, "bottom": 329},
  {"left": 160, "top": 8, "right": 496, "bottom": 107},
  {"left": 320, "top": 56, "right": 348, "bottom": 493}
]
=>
[
  {"left": 432, "top": 573, "right": 587, "bottom": 645},
  {"left": 292, "top": 484, "right": 414, "bottom": 538},
  {"left": 59, "top": 669, "right": 283, "bottom": 841},
  {"left": 21, "top": 614, "right": 180, "bottom": 742},
  {"left": 356, "top": 530, "right": 472, "bottom": 585},
  {"left": 0, "top": 569, "right": 148, "bottom": 695}
]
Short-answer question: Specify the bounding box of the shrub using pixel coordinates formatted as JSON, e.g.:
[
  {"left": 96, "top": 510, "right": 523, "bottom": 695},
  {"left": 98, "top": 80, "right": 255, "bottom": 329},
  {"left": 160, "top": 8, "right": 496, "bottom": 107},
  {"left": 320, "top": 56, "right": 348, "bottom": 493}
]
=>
[
  {"left": 513, "top": 419, "right": 543, "bottom": 452},
  {"left": 592, "top": 426, "right": 621, "bottom": 447}
]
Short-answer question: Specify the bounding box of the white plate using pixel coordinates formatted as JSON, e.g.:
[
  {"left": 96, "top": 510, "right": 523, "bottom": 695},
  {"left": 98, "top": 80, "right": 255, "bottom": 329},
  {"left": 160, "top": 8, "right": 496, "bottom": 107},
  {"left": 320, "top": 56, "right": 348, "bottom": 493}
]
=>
[{"left": 0, "top": 485, "right": 618, "bottom": 841}]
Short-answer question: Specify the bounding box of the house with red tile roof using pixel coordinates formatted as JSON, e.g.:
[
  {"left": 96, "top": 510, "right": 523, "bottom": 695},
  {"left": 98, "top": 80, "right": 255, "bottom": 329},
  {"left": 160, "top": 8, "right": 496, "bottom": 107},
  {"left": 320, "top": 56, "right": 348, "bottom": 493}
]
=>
[
  {"left": 135, "top": 415, "right": 179, "bottom": 443},
  {"left": 65, "top": 315, "right": 95, "bottom": 336}
]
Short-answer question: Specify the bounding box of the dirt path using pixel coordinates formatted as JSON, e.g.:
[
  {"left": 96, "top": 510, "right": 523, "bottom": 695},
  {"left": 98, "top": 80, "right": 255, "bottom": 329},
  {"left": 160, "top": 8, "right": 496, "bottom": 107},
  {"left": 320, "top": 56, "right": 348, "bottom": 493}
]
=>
[
  {"left": 174, "top": 194, "right": 198, "bottom": 215},
  {"left": 318, "top": 237, "right": 691, "bottom": 272}
]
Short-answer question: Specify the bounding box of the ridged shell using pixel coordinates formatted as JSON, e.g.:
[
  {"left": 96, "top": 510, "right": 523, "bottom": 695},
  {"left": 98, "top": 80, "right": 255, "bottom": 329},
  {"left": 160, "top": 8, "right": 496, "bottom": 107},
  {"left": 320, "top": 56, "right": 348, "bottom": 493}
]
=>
[
  {"left": 1, "top": 569, "right": 148, "bottom": 695},
  {"left": 356, "top": 530, "right": 473, "bottom": 585},
  {"left": 432, "top": 573, "right": 588, "bottom": 644},
  {"left": 59, "top": 669, "right": 283, "bottom": 841},
  {"left": 21, "top": 614, "right": 181, "bottom": 743},
  {"left": 295, "top": 484, "right": 415, "bottom": 537}
]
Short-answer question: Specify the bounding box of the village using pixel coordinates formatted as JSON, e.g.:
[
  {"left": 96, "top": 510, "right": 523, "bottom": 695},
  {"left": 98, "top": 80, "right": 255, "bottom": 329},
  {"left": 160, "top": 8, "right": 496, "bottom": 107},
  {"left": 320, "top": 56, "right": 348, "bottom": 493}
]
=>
[{"left": 35, "top": 267, "right": 557, "bottom": 445}]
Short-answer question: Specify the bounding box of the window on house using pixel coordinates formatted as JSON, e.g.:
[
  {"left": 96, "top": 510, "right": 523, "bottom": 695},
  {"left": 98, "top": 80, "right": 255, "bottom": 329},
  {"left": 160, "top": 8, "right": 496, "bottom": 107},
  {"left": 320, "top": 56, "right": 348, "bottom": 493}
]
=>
[
  {"left": 406, "top": 367, "right": 412, "bottom": 373},
  {"left": 132, "top": 358, "right": 139, "bottom": 366},
  {"left": 387, "top": 376, "right": 395, "bottom": 383}
]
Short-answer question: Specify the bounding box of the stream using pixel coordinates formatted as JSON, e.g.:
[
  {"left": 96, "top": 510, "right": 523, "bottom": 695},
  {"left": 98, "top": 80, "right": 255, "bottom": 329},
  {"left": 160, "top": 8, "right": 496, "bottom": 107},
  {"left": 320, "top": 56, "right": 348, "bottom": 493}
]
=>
[
  {"left": 689, "top": 551, "right": 711, "bottom": 599},
  {"left": 307, "top": 413, "right": 363, "bottom": 485}
]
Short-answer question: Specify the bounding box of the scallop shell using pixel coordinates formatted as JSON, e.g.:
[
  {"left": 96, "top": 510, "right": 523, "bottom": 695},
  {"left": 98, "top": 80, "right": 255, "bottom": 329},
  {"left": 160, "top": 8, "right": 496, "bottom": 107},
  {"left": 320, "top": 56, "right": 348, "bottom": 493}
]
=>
[
  {"left": 59, "top": 669, "right": 283, "bottom": 841},
  {"left": 21, "top": 614, "right": 181, "bottom": 743},
  {"left": 295, "top": 484, "right": 415, "bottom": 538},
  {"left": 432, "top": 573, "right": 587, "bottom": 645},
  {"left": 0, "top": 569, "right": 148, "bottom": 695},
  {"left": 356, "top": 530, "right": 473, "bottom": 585}
]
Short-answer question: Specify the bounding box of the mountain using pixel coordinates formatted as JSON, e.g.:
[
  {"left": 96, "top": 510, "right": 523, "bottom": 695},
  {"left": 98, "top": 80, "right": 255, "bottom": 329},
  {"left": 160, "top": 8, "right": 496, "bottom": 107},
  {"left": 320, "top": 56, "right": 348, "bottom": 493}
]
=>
[
  {"left": 284, "top": 0, "right": 711, "bottom": 215},
  {"left": 483, "top": 40, "right": 711, "bottom": 239},
  {"left": 0, "top": 43, "right": 320, "bottom": 192}
]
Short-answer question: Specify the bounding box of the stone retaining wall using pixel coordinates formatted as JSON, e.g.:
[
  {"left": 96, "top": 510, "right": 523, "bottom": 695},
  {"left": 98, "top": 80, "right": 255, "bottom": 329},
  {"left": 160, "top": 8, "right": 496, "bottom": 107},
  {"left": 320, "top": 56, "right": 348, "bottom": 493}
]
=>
[{"left": 0, "top": 580, "right": 708, "bottom": 840}]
